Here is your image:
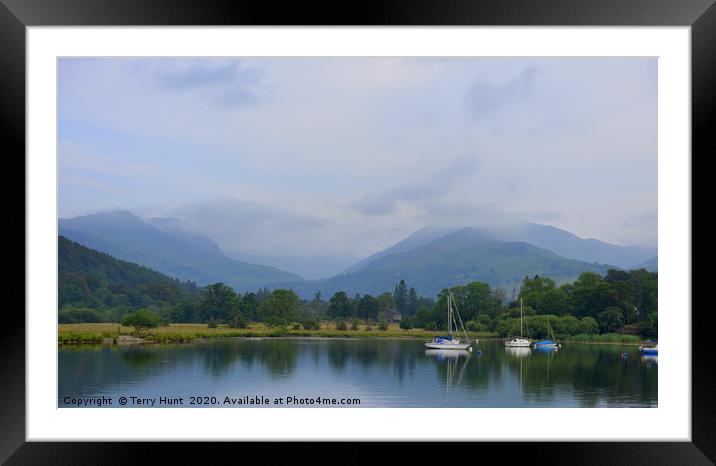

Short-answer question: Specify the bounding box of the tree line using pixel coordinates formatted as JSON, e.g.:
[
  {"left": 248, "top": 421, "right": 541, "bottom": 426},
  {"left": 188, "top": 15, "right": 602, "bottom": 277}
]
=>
[
  {"left": 399, "top": 269, "right": 657, "bottom": 338},
  {"left": 59, "top": 235, "right": 657, "bottom": 338}
]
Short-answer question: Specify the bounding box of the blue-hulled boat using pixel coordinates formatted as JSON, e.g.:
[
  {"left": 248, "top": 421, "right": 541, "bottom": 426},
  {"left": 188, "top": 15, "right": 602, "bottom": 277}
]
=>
[
  {"left": 533, "top": 340, "right": 558, "bottom": 349},
  {"left": 533, "top": 315, "right": 560, "bottom": 350}
]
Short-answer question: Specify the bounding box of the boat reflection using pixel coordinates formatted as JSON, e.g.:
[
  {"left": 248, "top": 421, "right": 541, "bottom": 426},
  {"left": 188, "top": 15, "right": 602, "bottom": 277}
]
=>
[
  {"left": 425, "top": 349, "right": 471, "bottom": 360},
  {"left": 425, "top": 349, "right": 471, "bottom": 395},
  {"left": 641, "top": 355, "right": 658, "bottom": 366},
  {"left": 505, "top": 346, "right": 531, "bottom": 358}
]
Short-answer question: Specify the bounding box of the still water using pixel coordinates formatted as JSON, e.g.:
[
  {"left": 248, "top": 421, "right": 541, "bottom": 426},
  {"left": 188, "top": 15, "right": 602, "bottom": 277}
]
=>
[{"left": 59, "top": 338, "right": 657, "bottom": 408}]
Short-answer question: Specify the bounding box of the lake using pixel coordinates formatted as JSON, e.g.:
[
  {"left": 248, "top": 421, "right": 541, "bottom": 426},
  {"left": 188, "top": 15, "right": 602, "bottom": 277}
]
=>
[{"left": 58, "top": 338, "right": 657, "bottom": 408}]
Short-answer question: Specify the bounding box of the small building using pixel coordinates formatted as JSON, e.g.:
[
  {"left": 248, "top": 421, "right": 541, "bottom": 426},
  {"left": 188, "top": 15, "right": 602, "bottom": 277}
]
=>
[{"left": 386, "top": 309, "right": 401, "bottom": 323}]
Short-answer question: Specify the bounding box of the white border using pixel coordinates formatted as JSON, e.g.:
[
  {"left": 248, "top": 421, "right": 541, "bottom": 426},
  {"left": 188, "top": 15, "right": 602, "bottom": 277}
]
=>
[{"left": 27, "top": 27, "right": 690, "bottom": 441}]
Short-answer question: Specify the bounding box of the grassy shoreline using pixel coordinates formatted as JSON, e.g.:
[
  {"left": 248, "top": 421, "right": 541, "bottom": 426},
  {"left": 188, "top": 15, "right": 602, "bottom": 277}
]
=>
[
  {"left": 58, "top": 322, "right": 497, "bottom": 344},
  {"left": 58, "top": 322, "right": 646, "bottom": 345}
]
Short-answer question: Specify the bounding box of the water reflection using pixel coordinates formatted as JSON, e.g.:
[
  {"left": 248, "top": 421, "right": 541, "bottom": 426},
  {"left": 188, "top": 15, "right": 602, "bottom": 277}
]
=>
[
  {"left": 425, "top": 349, "right": 471, "bottom": 394},
  {"left": 59, "top": 339, "right": 657, "bottom": 408},
  {"left": 119, "top": 347, "right": 160, "bottom": 368},
  {"left": 641, "top": 355, "right": 658, "bottom": 367},
  {"left": 424, "top": 349, "right": 471, "bottom": 360},
  {"left": 504, "top": 347, "right": 531, "bottom": 358}
]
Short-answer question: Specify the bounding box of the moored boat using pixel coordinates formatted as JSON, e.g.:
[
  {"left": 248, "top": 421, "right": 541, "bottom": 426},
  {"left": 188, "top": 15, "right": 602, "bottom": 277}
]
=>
[
  {"left": 425, "top": 291, "right": 474, "bottom": 350},
  {"left": 505, "top": 298, "right": 531, "bottom": 347},
  {"left": 533, "top": 315, "right": 560, "bottom": 350},
  {"left": 425, "top": 335, "right": 472, "bottom": 350}
]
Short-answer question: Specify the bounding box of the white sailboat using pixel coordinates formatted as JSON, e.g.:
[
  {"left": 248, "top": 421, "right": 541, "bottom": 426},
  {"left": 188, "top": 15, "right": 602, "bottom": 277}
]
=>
[
  {"left": 505, "top": 298, "right": 531, "bottom": 347},
  {"left": 425, "top": 291, "right": 474, "bottom": 350}
]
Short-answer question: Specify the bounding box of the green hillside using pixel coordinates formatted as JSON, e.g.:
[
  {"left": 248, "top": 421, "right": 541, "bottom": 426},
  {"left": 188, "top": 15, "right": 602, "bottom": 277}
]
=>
[
  {"left": 59, "top": 235, "right": 199, "bottom": 321},
  {"left": 285, "top": 228, "right": 613, "bottom": 298},
  {"left": 59, "top": 210, "right": 303, "bottom": 292}
]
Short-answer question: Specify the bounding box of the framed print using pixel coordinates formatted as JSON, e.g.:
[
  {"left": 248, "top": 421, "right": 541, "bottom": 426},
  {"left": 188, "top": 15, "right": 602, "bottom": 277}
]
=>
[{"left": 3, "top": 0, "right": 714, "bottom": 463}]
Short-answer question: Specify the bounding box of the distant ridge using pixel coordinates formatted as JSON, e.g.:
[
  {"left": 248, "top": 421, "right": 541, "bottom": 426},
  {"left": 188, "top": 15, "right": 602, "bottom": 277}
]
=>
[
  {"left": 346, "top": 222, "right": 655, "bottom": 273},
  {"left": 631, "top": 256, "right": 657, "bottom": 272},
  {"left": 280, "top": 227, "right": 615, "bottom": 298},
  {"left": 58, "top": 211, "right": 652, "bottom": 298},
  {"left": 59, "top": 210, "right": 303, "bottom": 292}
]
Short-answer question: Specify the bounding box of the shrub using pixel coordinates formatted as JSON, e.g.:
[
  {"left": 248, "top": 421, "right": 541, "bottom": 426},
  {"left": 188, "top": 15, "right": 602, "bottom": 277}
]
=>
[
  {"left": 268, "top": 326, "right": 288, "bottom": 337},
  {"left": 476, "top": 314, "right": 492, "bottom": 326},
  {"left": 230, "top": 313, "right": 248, "bottom": 329},
  {"left": 424, "top": 322, "right": 437, "bottom": 331},
  {"left": 378, "top": 319, "right": 389, "bottom": 331},
  {"left": 466, "top": 320, "right": 479, "bottom": 332},
  {"left": 302, "top": 319, "right": 320, "bottom": 330},
  {"left": 495, "top": 318, "right": 516, "bottom": 337},
  {"left": 291, "top": 323, "right": 302, "bottom": 330},
  {"left": 399, "top": 317, "right": 413, "bottom": 330},
  {"left": 120, "top": 309, "right": 160, "bottom": 336},
  {"left": 335, "top": 320, "right": 348, "bottom": 330},
  {"left": 579, "top": 316, "right": 599, "bottom": 335},
  {"left": 351, "top": 318, "right": 359, "bottom": 330},
  {"left": 207, "top": 319, "right": 218, "bottom": 329}
]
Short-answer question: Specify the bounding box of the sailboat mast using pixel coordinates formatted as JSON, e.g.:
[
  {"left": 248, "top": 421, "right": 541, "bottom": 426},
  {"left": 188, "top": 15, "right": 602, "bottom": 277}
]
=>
[
  {"left": 520, "top": 297, "right": 523, "bottom": 338},
  {"left": 449, "top": 294, "right": 453, "bottom": 337}
]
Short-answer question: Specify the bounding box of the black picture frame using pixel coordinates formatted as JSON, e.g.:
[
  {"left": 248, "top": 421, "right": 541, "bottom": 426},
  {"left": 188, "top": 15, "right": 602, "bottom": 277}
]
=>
[{"left": 3, "top": 0, "right": 712, "bottom": 463}]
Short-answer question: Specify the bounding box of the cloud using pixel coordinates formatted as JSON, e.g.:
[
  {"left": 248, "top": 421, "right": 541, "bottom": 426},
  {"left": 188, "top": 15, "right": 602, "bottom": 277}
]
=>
[
  {"left": 350, "top": 155, "right": 480, "bottom": 216},
  {"left": 622, "top": 210, "right": 658, "bottom": 230},
  {"left": 350, "top": 194, "right": 399, "bottom": 216},
  {"left": 151, "top": 59, "right": 265, "bottom": 108},
  {"left": 464, "top": 66, "right": 538, "bottom": 119},
  {"left": 149, "top": 198, "right": 326, "bottom": 257},
  {"left": 169, "top": 198, "right": 324, "bottom": 232},
  {"left": 58, "top": 57, "right": 657, "bottom": 266},
  {"left": 619, "top": 210, "right": 658, "bottom": 247}
]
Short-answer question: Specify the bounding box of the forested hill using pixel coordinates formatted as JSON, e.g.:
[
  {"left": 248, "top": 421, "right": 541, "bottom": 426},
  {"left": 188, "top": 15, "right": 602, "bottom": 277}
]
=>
[
  {"left": 59, "top": 210, "right": 303, "bottom": 292},
  {"left": 59, "top": 235, "right": 198, "bottom": 317},
  {"left": 280, "top": 228, "right": 614, "bottom": 298}
]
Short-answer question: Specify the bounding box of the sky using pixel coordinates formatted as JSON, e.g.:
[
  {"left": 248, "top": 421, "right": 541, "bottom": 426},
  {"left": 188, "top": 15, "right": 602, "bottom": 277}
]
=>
[{"left": 58, "top": 57, "right": 657, "bottom": 278}]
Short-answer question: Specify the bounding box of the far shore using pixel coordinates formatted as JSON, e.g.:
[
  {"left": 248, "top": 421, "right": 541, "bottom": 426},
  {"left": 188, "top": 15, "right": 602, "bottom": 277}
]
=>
[{"left": 58, "top": 322, "right": 647, "bottom": 346}]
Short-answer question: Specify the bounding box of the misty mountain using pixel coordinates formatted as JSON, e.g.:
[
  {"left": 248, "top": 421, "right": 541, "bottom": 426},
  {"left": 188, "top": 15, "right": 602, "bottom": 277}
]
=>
[
  {"left": 58, "top": 211, "right": 303, "bottom": 292},
  {"left": 227, "top": 252, "right": 357, "bottom": 280},
  {"left": 282, "top": 228, "right": 614, "bottom": 298},
  {"left": 59, "top": 235, "right": 197, "bottom": 311},
  {"left": 344, "top": 225, "right": 455, "bottom": 274},
  {"left": 348, "top": 222, "right": 655, "bottom": 273},
  {"left": 145, "top": 216, "right": 224, "bottom": 257},
  {"left": 493, "top": 223, "right": 656, "bottom": 269},
  {"left": 631, "top": 256, "right": 657, "bottom": 272}
]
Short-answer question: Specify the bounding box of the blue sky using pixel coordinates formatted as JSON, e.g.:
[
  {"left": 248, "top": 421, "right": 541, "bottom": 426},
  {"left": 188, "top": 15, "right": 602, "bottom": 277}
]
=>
[{"left": 58, "top": 57, "right": 657, "bottom": 276}]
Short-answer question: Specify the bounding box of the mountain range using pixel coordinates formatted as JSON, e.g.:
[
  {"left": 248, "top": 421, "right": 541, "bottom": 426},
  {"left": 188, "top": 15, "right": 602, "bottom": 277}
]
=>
[
  {"left": 58, "top": 210, "right": 656, "bottom": 298},
  {"left": 280, "top": 228, "right": 617, "bottom": 298},
  {"left": 59, "top": 211, "right": 302, "bottom": 292},
  {"left": 347, "top": 223, "right": 655, "bottom": 273}
]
